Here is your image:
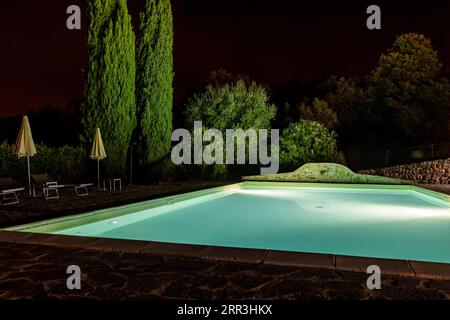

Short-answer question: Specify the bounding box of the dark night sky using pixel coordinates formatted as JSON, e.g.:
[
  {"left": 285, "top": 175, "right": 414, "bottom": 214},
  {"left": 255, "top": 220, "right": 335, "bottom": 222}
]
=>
[{"left": 0, "top": 0, "right": 449, "bottom": 117}]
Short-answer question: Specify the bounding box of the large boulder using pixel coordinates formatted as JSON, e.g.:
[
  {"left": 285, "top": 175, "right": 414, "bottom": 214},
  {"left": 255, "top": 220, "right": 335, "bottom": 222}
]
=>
[{"left": 243, "top": 163, "right": 412, "bottom": 184}]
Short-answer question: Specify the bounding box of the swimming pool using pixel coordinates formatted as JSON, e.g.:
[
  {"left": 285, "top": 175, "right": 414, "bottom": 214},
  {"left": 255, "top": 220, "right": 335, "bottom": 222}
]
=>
[{"left": 8, "top": 182, "right": 450, "bottom": 264}]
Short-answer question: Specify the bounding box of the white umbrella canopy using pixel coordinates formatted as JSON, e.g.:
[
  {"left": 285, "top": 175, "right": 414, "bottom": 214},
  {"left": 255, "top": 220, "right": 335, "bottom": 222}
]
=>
[
  {"left": 90, "top": 128, "right": 107, "bottom": 188},
  {"left": 13, "top": 115, "right": 37, "bottom": 194}
]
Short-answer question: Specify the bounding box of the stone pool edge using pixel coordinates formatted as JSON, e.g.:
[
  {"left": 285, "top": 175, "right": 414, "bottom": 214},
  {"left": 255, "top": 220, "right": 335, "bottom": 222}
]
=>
[{"left": 1, "top": 230, "right": 449, "bottom": 281}]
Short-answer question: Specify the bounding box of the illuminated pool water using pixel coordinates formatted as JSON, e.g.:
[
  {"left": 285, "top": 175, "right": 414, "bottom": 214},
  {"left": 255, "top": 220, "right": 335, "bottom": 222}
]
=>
[{"left": 10, "top": 183, "right": 450, "bottom": 263}]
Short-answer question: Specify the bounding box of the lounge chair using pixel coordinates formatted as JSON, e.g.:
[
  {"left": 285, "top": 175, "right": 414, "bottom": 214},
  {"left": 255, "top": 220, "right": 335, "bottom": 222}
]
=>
[
  {"left": 0, "top": 177, "right": 25, "bottom": 206},
  {"left": 31, "top": 174, "right": 93, "bottom": 200}
]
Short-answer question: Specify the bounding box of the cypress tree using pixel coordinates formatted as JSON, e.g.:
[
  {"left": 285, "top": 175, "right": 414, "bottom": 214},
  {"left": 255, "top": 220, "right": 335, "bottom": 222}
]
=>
[
  {"left": 82, "top": 0, "right": 136, "bottom": 176},
  {"left": 136, "top": 0, "right": 174, "bottom": 165}
]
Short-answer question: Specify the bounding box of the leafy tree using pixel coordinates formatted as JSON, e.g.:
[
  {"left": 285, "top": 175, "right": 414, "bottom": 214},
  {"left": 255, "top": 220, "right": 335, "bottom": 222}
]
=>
[
  {"left": 81, "top": 0, "right": 136, "bottom": 176},
  {"left": 299, "top": 98, "right": 338, "bottom": 129},
  {"left": 185, "top": 80, "right": 276, "bottom": 179},
  {"left": 136, "top": 0, "right": 174, "bottom": 165},
  {"left": 185, "top": 80, "right": 276, "bottom": 131},
  {"left": 368, "top": 33, "right": 450, "bottom": 144},
  {"left": 325, "top": 77, "right": 367, "bottom": 129},
  {"left": 280, "top": 120, "right": 345, "bottom": 171}
]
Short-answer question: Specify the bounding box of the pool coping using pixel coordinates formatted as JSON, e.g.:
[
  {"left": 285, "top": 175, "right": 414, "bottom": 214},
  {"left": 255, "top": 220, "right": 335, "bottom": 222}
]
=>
[
  {"left": 1, "top": 230, "right": 450, "bottom": 280},
  {"left": 1, "top": 182, "right": 450, "bottom": 280}
]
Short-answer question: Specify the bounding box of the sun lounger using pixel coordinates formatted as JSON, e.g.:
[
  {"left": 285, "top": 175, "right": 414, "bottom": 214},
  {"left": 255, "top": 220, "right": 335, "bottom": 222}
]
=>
[
  {"left": 74, "top": 183, "right": 94, "bottom": 197},
  {"left": 0, "top": 177, "right": 25, "bottom": 206},
  {"left": 31, "top": 174, "right": 61, "bottom": 199},
  {"left": 31, "top": 174, "right": 93, "bottom": 200}
]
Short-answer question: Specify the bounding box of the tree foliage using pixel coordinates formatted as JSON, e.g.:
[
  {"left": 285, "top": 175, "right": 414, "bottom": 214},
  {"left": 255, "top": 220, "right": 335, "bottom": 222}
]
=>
[
  {"left": 280, "top": 120, "right": 345, "bottom": 172},
  {"left": 184, "top": 80, "right": 277, "bottom": 180},
  {"left": 299, "top": 98, "right": 338, "bottom": 129},
  {"left": 368, "top": 33, "right": 450, "bottom": 144},
  {"left": 185, "top": 80, "right": 276, "bottom": 131},
  {"left": 325, "top": 77, "right": 367, "bottom": 128},
  {"left": 82, "top": 0, "right": 136, "bottom": 176},
  {"left": 136, "top": 0, "right": 174, "bottom": 165}
]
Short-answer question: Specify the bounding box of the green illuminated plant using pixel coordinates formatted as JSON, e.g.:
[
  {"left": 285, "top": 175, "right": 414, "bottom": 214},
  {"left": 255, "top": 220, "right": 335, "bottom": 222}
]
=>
[
  {"left": 280, "top": 120, "right": 345, "bottom": 171},
  {"left": 136, "top": 0, "right": 174, "bottom": 165},
  {"left": 185, "top": 80, "right": 276, "bottom": 132},
  {"left": 81, "top": 0, "right": 136, "bottom": 177}
]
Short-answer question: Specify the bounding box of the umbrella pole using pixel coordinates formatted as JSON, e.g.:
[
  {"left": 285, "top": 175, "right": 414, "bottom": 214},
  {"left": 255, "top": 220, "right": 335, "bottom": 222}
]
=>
[
  {"left": 27, "top": 156, "right": 31, "bottom": 195},
  {"left": 97, "top": 159, "right": 100, "bottom": 190}
]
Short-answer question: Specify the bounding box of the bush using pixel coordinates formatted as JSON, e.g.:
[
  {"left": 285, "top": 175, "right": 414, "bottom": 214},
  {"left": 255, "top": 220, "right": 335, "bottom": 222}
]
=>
[
  {"left": 0, "top": 142, "right": 89, "bottom": 184},
  {"left": 0, "top": 142, "right": 22, "bottom": 180},
  {"left": 190, "top": 163, "right": 228, "bottom": 181},
  {"left": 185, "top": 80, "right": 276, "bottom": 131},
  {"left": 184, "top": 80, "right": 277, "bottom": 180},
  {"left": 279, "top": 121, "right": 345, "bottom": 172},
  {"left": 32, "top": 144, "right": 89, "bottom": 183},
  {"left": 138, "top": 155, "right": 178, "bottom": 183}
]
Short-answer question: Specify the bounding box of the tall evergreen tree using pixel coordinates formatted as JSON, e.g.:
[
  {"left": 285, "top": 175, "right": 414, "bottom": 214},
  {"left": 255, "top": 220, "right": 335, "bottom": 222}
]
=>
[
  {"left": 82, "top": 0, "right": 136, "bottom": 176},
  {"left": 136, "top": 0, "right": 174, "bottom": 165}
]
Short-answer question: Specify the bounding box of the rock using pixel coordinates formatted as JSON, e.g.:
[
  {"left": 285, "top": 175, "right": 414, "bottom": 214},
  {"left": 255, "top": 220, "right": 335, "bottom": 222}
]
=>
[{"left": 356, "top": 158, "right": 450, "bottom": 184}]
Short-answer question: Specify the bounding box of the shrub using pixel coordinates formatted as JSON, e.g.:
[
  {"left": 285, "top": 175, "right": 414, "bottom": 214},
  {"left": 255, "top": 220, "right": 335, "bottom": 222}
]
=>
[
  {"left": 190, "top": 163, "right": 228, "bottom": 181},
  {"left": 184, "top": 80, "right": 277, "bottom": 180},
  {"left": 0, "top": 142, "right": 89, "bottom": 184},
  {"left": 279, "top": 120, "right": 345, "bottom": 172},
  {"left": 0, "top": 142, "right": 22, "bottom": 180},
  {"left": 32, "top": 145, "right": 89, "bottom": 183},
  {"left": 185, "top": 80, "right": 276, "bottom": 131}
]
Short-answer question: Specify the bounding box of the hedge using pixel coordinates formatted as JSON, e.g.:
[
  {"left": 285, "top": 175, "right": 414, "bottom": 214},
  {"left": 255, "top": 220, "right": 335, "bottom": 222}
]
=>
[{"left": 0, "top": 142, "right": 90, "bottom": 184}]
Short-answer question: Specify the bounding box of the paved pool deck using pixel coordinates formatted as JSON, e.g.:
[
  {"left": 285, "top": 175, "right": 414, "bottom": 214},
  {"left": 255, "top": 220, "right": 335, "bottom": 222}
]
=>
[
  {"left": 1, "top": 241, "right": 450, "bottom": 300},
  {"left": 1, "top": 182, "right": 450, "bottom": 300}
]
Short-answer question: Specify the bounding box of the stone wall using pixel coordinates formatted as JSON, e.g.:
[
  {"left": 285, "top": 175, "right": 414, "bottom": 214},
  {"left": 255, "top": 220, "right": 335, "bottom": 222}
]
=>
[{"left": 358, "top": 158, "right": 450, "bottom": 184}]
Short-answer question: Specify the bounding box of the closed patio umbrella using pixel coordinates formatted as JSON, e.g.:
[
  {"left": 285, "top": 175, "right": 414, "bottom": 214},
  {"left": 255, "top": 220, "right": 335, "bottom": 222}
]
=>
[
  {"left": 13, "top": 115, "right": 37, "bottom": 194},
  {"left": 90, "top": 128, "right": 107, "bottom": 189}
]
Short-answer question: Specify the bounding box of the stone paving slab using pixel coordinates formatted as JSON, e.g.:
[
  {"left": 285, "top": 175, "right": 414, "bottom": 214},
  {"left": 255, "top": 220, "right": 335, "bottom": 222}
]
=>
[
  {"left": 19, "top": 233, "right": 54, "bottom": 245},
  {"left": 198, "top": 246, "right": 267, "bottom": 263},
  {"left": 335, "top": 255, "right": 415, "bottom": 277},
  {"left": 86, "top": 238, "right": 150, "bottom": 253},
  {"left": 39, "top": 234, "right": 100, "bottom": 249},
  {"left": 409, "top": 261, "right": 450, "bottom": 280},
  {"left": 141, "top": 242, "right": 205, "bottom": 257},
  {"left": 264, "top": 250, "right": 335, "bottom": 269},
  {"left": 0, "top": 230, "right": 30, "bottom": 243}
]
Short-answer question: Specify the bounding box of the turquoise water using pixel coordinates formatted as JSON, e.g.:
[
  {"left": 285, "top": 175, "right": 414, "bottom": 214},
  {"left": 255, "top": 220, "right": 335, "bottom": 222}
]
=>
[{"left": 55, "top": 185, "right": 450, "bottom": 263}]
